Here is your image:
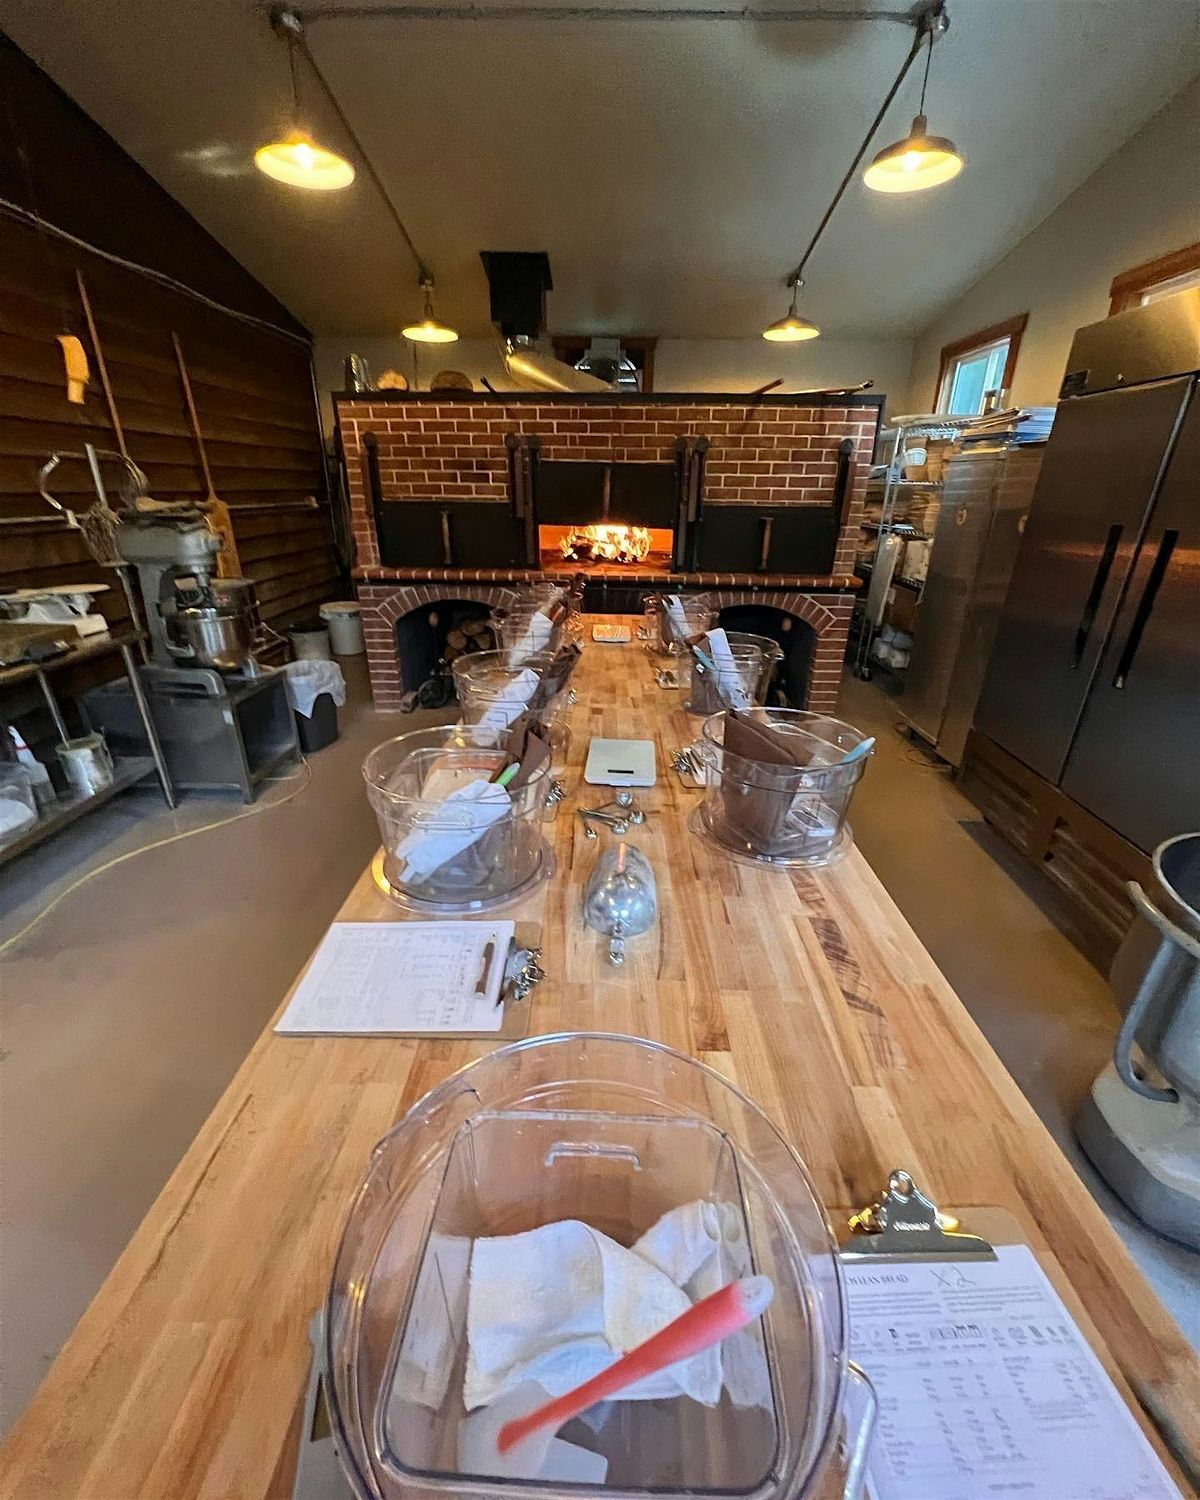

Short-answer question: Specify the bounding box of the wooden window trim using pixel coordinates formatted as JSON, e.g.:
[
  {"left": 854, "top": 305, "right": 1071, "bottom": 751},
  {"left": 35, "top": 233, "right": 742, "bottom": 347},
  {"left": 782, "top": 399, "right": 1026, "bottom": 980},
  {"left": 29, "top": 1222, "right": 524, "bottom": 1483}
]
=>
[
  {"left": 932, "top": 313, "right": 1028, "bottom": 412},
  {"left": 1108, "top": 242, "right": 1200, "bottom": 315},
  {"left": 552, "top": 334, "right": 657, "bottom": 392}
]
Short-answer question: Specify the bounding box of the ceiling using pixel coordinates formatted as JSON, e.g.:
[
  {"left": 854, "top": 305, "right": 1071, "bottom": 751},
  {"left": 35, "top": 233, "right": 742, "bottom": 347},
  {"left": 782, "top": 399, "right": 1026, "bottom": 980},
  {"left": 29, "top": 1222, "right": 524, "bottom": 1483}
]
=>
[{"left": 3, "top": 0, "right": 1197, "bottom": 339}]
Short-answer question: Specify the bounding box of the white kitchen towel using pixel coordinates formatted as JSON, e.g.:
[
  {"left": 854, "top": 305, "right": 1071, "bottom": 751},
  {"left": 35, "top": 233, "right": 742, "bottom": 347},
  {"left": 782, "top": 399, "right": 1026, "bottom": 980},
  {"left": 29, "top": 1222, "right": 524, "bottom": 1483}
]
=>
[
  {"left": 395, "top": 779, "right": 512, "bottom": 880},
  {"left": 471, "top": 667, "right": 541, "bottom": 733},
  {"left": 504, "top": 611, "right": 554, "bottom": 666},
  {"left": 632, "top": 1200, "right": 723, "bottom": 1286},
  {"left": 464, "top": 1218, "right": 722, "bottom": 1411},
  {"left": 664, "top": 594, "right": 688, "bottom": 641},
  {"left": 704, "top": 628, "right": 752, "bottom": 709}
]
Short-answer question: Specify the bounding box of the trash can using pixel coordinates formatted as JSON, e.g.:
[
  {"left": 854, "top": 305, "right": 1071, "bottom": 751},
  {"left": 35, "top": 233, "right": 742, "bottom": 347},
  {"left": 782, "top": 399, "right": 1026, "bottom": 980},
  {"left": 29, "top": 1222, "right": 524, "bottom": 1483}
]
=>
[
  {"left": 284, "top": 659, "right": 346, "bottom": 751},
  {"left": 289, "top": 619, "right": 332, "bottom": 661},
  {"left": 320, "top": 601, "right": 365, "bottom": 656}
]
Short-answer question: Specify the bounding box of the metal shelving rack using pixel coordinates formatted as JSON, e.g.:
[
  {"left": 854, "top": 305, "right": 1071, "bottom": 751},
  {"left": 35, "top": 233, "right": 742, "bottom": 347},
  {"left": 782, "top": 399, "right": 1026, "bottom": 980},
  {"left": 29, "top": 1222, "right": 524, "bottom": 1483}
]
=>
[{"left": 850, "top": 413, "right": 973, "bottom": 680}]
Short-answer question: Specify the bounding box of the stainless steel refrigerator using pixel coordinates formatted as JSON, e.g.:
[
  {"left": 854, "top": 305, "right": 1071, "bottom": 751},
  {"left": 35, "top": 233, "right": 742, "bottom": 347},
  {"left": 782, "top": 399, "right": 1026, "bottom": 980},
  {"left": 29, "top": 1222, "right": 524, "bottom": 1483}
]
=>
[
  {"left": 901, "top": 441, "right": 1044, "bottom": 767},
  {"left": 972, "top": 289, "right": 1200, "bottom": 854}
]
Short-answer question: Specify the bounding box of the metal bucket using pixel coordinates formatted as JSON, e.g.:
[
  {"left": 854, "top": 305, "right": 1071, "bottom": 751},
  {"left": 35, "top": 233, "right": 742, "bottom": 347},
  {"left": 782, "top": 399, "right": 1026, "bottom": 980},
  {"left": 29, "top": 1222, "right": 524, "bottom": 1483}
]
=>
[{"left": 1108, "top": 832, "right": 1200, "bottom": 1102}]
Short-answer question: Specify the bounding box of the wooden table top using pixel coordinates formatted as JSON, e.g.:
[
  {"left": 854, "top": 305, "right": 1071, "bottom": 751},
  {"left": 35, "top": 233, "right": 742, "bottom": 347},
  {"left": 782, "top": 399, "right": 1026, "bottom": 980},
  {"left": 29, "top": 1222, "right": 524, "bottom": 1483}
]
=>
[{"left": 2, "top": 620, "right": 1196, "bottom": 1500}]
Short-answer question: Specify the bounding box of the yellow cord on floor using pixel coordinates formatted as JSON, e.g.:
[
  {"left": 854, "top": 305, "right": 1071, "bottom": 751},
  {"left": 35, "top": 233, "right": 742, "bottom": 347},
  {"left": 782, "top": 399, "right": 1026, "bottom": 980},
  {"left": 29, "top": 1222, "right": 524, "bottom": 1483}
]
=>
[{"left": 0, "top": 757, "right": 312, "bottom": 959}]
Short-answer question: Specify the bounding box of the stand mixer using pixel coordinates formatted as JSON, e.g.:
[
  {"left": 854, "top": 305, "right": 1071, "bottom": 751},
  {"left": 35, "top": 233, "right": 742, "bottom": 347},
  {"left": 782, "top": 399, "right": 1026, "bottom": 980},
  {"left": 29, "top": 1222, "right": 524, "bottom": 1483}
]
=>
[
  {"left": 1076, "top": 832, "right": 1200, "bottom": 1248},
  {"left": 114, "top": 505, "right": 263, "bottom": 675},
  {"left": 82, "top": 502, "right": 299, "bottom": 801}
]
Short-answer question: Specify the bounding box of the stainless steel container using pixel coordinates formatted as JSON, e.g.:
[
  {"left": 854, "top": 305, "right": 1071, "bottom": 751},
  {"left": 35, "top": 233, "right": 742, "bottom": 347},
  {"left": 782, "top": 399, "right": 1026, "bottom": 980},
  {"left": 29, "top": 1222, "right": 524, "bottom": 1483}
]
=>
[
  {"left": 1109, "top": 832, "right": 1200, "bottom": 1101},
  {"left": 173, "top": 602, "right": 256, "bottom": 671},
  {"left": 57, "top": 732, "right": 114, "bottom": 796}
]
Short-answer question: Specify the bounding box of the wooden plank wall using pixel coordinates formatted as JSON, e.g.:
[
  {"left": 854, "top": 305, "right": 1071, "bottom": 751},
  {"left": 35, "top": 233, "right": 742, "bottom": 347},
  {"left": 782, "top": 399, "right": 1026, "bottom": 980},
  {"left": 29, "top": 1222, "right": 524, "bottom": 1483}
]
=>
[
  {"left": 0, "top": 217, "right": 339, "bottom": 627},
  {"left": 0, "top": 34, "right": 343, "bottom": 738}
]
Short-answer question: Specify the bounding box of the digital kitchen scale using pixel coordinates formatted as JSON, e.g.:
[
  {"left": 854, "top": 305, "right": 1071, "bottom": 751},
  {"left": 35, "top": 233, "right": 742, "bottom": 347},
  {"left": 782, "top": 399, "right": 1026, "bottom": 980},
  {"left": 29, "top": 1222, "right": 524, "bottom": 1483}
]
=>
[{"left": 584, "top": 737, "right": 657, "bottom": 787}]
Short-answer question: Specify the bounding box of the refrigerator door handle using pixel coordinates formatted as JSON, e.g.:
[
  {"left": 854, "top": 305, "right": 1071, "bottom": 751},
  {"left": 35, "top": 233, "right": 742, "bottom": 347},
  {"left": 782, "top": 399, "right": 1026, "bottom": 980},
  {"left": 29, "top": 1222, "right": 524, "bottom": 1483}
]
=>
[
  {"left": 1112, "top": 529, "right": 1179, "bottom": 689},
  {"left": 1070, "top": 523, "right": 1123, "bottom": 668}
]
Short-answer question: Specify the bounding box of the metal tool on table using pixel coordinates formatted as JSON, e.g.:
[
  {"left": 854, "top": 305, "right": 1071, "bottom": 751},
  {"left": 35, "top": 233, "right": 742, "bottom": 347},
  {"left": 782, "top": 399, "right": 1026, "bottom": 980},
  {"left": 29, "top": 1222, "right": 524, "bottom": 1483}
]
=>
[
  {"left": 582, "top": 840, "right": 658, "bottom": 965},
  {"left": 1076, "top": 832, "right": 1200, "bottom": 1249},
  {"left": 577, "top": 788, "right": 646, "bottom": 840},
  {"left": 671, "top": 746, "right": 705, "bottom": 787},
  {"left": 499, "top": 944, "right": 546, "bottom": 1006}
]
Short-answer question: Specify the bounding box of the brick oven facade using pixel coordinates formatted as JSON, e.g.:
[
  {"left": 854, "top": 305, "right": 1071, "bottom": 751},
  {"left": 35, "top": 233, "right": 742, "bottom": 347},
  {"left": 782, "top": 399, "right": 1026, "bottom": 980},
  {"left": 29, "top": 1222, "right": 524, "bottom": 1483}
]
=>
[{"left": 338, "top": 391, "right": 878, "bottom": 714}]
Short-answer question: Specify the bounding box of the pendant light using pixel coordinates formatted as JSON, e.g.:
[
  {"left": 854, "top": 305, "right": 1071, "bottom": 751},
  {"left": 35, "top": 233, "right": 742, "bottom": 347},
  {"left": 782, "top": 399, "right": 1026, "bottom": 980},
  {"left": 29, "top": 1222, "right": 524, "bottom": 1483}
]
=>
[
  {"left": 403, "top": 279, "right": 460, "bottom": 344},
  {"left": 762, "top": 280, "right": 820, "bottom": 342},
  {"left": 863, "top": 22, "right": 962, "bottom": 193},
  {"left": 761, "top": 4, "right": 960, "bottom": 340},
  {"left": 255, "top": 14, "right": 354, "bottom": 191},
  {"left": 264, "top": 11, "right": 459, "bottom": 347}
]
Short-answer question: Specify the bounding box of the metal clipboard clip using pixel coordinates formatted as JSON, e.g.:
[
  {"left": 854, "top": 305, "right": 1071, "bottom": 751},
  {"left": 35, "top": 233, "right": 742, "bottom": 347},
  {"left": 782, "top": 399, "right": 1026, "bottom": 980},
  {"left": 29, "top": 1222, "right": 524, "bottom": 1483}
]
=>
[{"left": 842, "top": 1169, "right": 996, "bottom": 1262}]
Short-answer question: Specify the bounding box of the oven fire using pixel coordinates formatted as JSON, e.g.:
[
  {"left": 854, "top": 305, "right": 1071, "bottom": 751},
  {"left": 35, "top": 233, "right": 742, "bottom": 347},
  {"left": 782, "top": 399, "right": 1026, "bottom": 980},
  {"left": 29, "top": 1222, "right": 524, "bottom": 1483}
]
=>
[{"left": 560, "top": 524, "right": 653, "bottom": 565}]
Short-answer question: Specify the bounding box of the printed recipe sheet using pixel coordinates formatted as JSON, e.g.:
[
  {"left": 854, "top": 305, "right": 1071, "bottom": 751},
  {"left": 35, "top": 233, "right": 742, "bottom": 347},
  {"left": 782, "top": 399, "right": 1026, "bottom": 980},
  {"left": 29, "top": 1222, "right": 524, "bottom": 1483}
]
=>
[{"left": 846, "top": 1244, "right": 1181, "bottom": 1500}]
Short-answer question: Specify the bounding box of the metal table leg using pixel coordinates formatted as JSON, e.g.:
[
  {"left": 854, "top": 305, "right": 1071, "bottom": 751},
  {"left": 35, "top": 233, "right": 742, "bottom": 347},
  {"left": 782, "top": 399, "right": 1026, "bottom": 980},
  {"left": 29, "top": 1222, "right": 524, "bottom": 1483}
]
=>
[
  {"left": 120, "top": 643, "right": 176, "bottom": 808},
  {"left": 35, "top": 670, "right": 71, "bottom": 741}
]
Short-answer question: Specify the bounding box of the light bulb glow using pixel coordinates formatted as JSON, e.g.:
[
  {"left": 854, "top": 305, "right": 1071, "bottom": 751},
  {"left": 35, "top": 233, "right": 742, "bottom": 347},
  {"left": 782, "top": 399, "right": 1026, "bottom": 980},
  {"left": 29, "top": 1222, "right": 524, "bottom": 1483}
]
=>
[
  {"left": 762, "top": 315, "right": 821, "bottom": 342},
  {"left": 402, "top": 318, "right": 460, "bottom": 344},
  {"left": 863, "top": 115, "right": 963, "bottom": 194},
  {"left": 255, "top": 129, "right": 355, "bottom": 191}
]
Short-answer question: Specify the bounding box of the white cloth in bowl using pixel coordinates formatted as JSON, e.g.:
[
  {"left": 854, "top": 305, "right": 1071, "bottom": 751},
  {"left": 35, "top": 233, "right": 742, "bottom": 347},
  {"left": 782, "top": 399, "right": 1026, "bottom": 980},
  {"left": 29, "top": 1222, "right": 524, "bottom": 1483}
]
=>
[
  {"left": 704, "top": 628, "right": 752, "bottom": 709},
  {"left": 394, "top": 779, "right": 511, "bottom": 880},
  {"left": 471, "top": 667, "right": 541, "bottom": 732},
  {"left": 504, "top": 612, "right": 554, "bottom": 666},
  {"left": 464, "top": 1199, "right": 770, "bottom": 1414}
]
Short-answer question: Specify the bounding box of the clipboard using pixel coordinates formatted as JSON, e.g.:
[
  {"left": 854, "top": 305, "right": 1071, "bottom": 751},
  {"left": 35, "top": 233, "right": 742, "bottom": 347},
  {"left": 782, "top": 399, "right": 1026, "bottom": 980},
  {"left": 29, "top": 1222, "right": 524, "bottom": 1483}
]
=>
[
  {"left": 835, "top": 1172, "right": 1192, "bottom": 1499},
  {"left": 277, "top": 917, "right": 544, "bottom": 1042}
]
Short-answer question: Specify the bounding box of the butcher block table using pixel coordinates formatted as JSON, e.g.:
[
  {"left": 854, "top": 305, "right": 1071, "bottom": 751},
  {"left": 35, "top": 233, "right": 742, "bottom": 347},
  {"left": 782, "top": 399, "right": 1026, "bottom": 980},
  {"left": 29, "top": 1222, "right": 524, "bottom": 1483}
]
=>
[{"left": 2, "top": 619, "right": 1196, "bottom": 1500}]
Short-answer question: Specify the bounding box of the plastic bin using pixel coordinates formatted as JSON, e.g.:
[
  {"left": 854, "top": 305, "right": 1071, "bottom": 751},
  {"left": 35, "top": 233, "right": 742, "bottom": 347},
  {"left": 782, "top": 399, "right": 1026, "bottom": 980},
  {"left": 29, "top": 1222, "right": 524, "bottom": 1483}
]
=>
[
  {"left": 684, "top": 643, "right": 766, "bottom": 715},
  {"left": 450, "top": 648, "right": 562, "bottom": 735},
  {"left": 324, "top": 1033, "right": 874, "bottom": 1500},
  {"left": 693, "top": 708, "right": 873, "bottom": 867},
  {"left": 295, "top": 693, "right": 338, "bottom": 751},
  {"left": 363, "top": 724, "right": 554, "bottom": 912},
  {"left": 320, "top": 601, "right": 365, "bottom": 656},
  {"left": 289, "top": 620, "right": 332, "bottom": 660}
]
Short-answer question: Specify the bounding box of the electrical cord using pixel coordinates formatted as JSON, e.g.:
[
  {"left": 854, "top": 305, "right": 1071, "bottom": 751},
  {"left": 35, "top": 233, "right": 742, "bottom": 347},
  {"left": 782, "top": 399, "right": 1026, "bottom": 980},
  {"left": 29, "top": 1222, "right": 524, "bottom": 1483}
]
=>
[{"left": 0, "top": 756, "right": 312, "bottom": 959}]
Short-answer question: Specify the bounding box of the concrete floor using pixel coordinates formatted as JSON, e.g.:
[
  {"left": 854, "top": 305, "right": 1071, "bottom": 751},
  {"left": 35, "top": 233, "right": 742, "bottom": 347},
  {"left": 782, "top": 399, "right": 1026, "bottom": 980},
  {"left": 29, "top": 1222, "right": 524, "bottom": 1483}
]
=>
[{"left": 1, "top": 663, "right": 1196, "bottom": 1436}]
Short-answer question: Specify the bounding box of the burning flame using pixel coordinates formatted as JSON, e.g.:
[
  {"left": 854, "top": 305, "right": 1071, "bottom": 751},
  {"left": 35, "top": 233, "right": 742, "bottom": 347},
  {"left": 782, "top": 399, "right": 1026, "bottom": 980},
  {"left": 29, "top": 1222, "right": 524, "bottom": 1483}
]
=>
[{"left": 561, "top": 524, "right": 653, "bottom": 565}]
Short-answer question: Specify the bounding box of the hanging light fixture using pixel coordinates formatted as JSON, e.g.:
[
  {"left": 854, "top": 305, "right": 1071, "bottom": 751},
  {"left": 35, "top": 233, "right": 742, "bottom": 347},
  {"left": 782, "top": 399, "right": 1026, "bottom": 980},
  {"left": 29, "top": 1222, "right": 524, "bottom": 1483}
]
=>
[
  {"left": 264, "top": 10, "right": 459, "bottom": 347},
  {"left": 255, "top": 13, "right": 354, "bottom": 191},
  {"left": 403, "top": 279, "right": 460, "bottom": 344},
  {"left": 762, "top": 279, "right": 820, "bottom": 342},
  {"left": 762, "top": 4, "right": 960, "bottom": 339},
  {"left": 863, "top": 20, "right": 963, "bottom": 193}
]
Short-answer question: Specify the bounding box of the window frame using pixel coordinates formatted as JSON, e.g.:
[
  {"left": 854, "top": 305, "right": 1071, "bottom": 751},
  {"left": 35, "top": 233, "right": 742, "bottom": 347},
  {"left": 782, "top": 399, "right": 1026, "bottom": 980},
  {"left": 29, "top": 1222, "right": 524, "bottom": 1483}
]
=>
[
  {"left": 932, "top": 313, "right": 1028, "bottom": 415},
  {"left": 1108, "top": 243, "right": 1200, "bottom": 315}
]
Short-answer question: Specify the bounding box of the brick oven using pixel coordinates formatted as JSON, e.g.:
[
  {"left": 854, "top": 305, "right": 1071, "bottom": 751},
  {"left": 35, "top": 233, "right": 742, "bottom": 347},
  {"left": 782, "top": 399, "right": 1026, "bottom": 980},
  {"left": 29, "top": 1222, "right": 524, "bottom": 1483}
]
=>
[{"left": 338, "top": 390, "right": 880, "bottom": 715}]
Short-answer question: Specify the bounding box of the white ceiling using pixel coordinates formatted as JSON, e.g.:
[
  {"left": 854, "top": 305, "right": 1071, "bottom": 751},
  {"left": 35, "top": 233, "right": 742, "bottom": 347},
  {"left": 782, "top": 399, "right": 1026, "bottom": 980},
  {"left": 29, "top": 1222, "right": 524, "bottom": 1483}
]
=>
[{"left": 4, "top": 0, "right": 1198, "bottom": 339}]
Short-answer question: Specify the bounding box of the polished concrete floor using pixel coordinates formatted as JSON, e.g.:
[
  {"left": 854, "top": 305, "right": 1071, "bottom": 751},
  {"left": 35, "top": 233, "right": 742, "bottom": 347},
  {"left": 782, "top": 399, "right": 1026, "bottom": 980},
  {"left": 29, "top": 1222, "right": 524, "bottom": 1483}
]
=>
[{"left": 1, "top": 663, "right": 1196, "bottom": 1435}]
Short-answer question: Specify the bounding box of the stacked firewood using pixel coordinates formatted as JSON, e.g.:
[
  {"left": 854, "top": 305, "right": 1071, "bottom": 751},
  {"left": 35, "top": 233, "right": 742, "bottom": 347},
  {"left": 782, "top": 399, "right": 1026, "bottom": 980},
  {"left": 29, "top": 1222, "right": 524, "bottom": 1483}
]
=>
[{"left": 441, "top": 618, "right": 498, "bottom": 664}]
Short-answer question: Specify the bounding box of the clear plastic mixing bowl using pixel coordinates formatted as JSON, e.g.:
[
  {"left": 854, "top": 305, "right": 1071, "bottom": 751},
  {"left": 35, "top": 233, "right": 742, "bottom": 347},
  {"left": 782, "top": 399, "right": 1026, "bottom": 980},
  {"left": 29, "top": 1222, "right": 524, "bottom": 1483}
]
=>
[{"left": 325, "top": 1033, "right": 874, "bottom": 1500}]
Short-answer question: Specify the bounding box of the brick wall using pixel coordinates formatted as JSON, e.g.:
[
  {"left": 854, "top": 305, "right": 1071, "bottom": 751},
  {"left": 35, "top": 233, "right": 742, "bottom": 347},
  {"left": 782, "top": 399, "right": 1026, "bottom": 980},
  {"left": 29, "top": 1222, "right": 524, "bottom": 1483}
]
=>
[{"left": 336, "top": 394, "right": 879, "bottom": 576}]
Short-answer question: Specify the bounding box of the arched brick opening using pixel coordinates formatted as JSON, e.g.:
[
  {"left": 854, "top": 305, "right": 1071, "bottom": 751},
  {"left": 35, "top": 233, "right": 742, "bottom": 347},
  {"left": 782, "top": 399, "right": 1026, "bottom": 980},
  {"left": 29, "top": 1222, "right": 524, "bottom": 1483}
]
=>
[{"left": 357, "top": 583, "right": 520, "bottom": 709}]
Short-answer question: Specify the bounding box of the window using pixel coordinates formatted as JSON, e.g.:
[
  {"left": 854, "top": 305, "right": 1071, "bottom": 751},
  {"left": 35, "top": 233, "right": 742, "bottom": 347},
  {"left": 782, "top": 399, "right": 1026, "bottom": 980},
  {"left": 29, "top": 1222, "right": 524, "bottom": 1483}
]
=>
[
  {"left": 934, "top": 314, "right": 1027, "bottom": 416},
  {"left": 1108, "top": 243, "right": 1200, "bottom": 314}
]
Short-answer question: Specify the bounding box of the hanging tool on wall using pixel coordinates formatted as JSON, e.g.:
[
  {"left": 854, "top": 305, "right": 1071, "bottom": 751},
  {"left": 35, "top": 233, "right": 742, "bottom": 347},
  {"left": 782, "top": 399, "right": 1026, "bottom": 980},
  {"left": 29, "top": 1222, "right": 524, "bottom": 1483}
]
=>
[
  {"left": 171, "top": 332, "right": 241, "bottom": 576},
  {"left": 56, "top": 335, "right": 90, "bottom": 404}
]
